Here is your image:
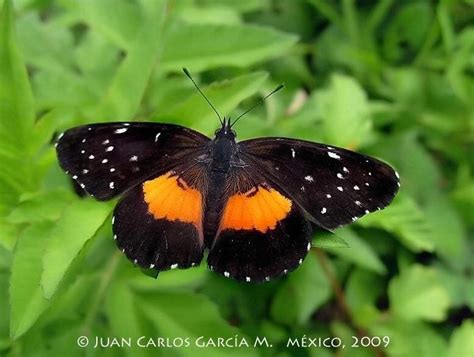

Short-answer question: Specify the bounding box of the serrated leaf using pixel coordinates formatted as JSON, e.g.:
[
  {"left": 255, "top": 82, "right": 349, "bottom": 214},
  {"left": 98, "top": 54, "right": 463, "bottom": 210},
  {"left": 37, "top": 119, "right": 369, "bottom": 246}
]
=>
[
  {"left": 270, "top": 253, "right": 331, "bottom": 325},
  {"left": 389, "top": 265, "right": 450, "bottom": 321},
  {"left": 359, "top": 194, "right": 434, "bottom": 252},
  {"left": 41, "top": 200, "right": 113, "bottom": 299},
  {"left": 140, "top": 292, "right": 257, "bottom": 357},
  {"left": 0, "top": 0, "right": 36, "bottom": 213},
  {"left": 156, "top": 71, "right": 268, "bottom": 134},
  {"left": 161, "top": 23, "right": 297, "bottom": 72},
  {"left": 323, "top": 228, "right": 386, "bottom": 274},
  {"left": 448, "top": 320, "right": 474, "bottom": 357},
  {"left": 9, "top": 222, "right": 53, "bottom": 339}
]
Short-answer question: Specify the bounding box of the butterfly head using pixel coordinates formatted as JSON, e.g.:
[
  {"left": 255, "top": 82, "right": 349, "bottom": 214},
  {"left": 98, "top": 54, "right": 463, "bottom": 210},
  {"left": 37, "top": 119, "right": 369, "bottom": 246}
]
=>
[{"left": 214, "top": 117, "right": 236, "bottom": 140}]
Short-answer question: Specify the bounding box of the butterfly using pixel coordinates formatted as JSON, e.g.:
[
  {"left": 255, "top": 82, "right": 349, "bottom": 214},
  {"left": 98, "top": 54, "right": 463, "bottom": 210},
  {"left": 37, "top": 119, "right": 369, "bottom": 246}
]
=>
[{"left": 55, "top": 69, "right": 400, "bottom": 283}]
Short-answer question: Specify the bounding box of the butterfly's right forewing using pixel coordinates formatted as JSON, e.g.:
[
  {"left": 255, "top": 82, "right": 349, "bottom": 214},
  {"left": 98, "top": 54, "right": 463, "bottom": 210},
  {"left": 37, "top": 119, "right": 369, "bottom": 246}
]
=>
[{"left": 240, "top": 138, "right": 400, "bottom": 230}]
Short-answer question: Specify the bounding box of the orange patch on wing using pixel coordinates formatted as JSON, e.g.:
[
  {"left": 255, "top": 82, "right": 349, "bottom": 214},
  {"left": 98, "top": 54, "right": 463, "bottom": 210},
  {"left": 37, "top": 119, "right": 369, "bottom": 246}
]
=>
[
  {"left": 143, "top": 172, "right": 202, "bottom": 227},
  {"left": 221, "top": 186, "right": 292, "bottom": 233}
]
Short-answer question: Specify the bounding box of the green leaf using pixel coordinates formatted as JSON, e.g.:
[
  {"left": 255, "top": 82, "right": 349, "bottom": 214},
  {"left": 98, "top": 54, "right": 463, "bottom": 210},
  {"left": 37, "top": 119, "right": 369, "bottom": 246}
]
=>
[
  {"left": 41, "top": 199, "right": 113, "bottom": 299},
  {"left": 9, "top": 222, "right": 53, "bottom": 339},
  {"left": 371, "top": 319, "right": 448, "bottom": 357},
  {"left": 0, "top": 0, "right": 36, "bottom": 212},
  {"left": 424, "top": 195, "right": 466, "bottom": 267},
  {"left": 156, "top": 71, "right": 268, "bottom": 134},
  {"left": 75, "top": 0, "right": 143, "bottom": 50},
  {"left": 345, "top": 269, "right": 383, "bottom": 327},
  {"left": 389, "top": 265, "right": 450, "bottom": 321},
  {"left": 448, "top": 320, "right": 474, "bottom": 357},
  {"left": 7, "top": 189, "right": 74, "bottom": 224},
  {"left": 323, "top": 228, "right": 386, "bottom": 274},
  {"left": 161, "top": 23, "right": 297, "bottom": 72},
  {"left": 314, "top": 73, "right": 372, "bottom": 148},
  {"left": 359, "top": 194, "right": 434, "bottom": 252},
  {"left": 271, "top": 253, "right": 331, "bottom": 325},
  {"left": 312, "top": 231, "right": 349, "bottom": 249},
  {"left": 140, "top": 292, "right": 257, "bottom": 357},
  {"left": 90, "top": 0, "right": 167, "bottom": 121},
  {"left": 106, "top": 278, "right": 150, "bottom": 357}
]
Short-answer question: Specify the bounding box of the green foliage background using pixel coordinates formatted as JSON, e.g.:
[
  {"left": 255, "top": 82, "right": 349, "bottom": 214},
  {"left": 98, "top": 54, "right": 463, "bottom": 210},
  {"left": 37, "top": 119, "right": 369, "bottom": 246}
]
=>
[{"left": 0, "top": 0, "right": 473, "bottom": 356}]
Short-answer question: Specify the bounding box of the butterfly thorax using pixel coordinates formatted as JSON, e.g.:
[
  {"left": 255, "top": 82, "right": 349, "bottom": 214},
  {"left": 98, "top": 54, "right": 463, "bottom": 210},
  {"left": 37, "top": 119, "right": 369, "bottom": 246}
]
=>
[{"left": 203, "top": 120, "right": 241, "bottom": 245}]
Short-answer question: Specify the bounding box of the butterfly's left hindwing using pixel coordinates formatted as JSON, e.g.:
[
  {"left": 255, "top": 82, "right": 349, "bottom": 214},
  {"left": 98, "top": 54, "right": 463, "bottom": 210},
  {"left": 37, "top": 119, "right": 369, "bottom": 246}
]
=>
[
  {"left": 56, "top": 122, "right": 209, "bottom": 200},
  {"left": 113, "top": 167, "right": 208, "bottom": 271},
  {"left": 239, "top": 138, "right": 400, "bottom": 230}
]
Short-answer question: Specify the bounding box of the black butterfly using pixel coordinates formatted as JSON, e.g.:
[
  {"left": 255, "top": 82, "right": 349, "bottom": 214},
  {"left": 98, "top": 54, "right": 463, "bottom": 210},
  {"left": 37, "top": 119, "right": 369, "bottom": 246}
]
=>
[{"left": 56, "top": 69, "right": 400, "bottom": 283}]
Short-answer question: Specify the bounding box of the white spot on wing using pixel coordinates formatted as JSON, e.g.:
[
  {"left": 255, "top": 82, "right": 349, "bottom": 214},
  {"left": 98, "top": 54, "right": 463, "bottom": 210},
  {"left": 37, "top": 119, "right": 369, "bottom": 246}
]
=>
[
  {"left": 110, "top": 168, "right": 115, "bottom": 172},
  {"left": 106, "top": 146, "right": 114, "bottom": 152},
  {"left": 326, "top": 194, "right": 332, "bottom": 198},
  {"left": 395, "top": 171, "right": 400, "bottom": 179},
  {"left": 343, "top": 167, "right": 349, "bottom": 173},
  {"left": 114, "top": 128, "right": 128, "bottom": 134},
  {"left": 130, "top": 155, "right": 138, "bottom": 161},
  {"left": 88, "top": 155, "right": 95, "bottom": 159},
  {"left": 353, "top": 185, "right": 360, "bottom": 190},
  {"left": 337, "top": 173, "right": 343, "bottom": 179},
  {"left": 81, "top": 138, "right": 86, "bottom": 143},
  {"left": 355, "top": 200, "right": 361, "bottom": 206},
  {"left": 365, "top": 210, "right": 369, "bottom": 214},
  {"left": 224, "top": 271, "right": 230, "bottom": 277},
  {"left": 155, "top": 132, "right": 161, "bottom": 142},
  {"left": 150, "top": 264, "right": 155, "bottom": 268},
  {"left": 102, "top": 159, "right": 108, "bottom": 164},
  {"left": 113, "top": 234, "right": 117, "bottom": 240},
  {"left": 300, "top": 186, "right": 305, "bottom": 192},
  {"left": 102, "top": 139, "right": 109, "bottom": 145},
  {"left": 245, "top": 277, "right": 251, "bottom": 282},
  {"left": 291, "top": 148, "right": 296, "bottom": 158},
  {"left": 298, "top": 259, "right": 303, "bottom": 265},
  {"left": 304, "top": 175, "right": 314, "bottom": 182},
  {"left": 72, "top": 175, "right": 78, "bottom": 179},
  {"left": 81, "top": 150, "right": 85, "bottom": 154},
  {"left": 58, "top": 132, "right": 64, "bottom": 140},
  {"left": 337, "top": 186, "right": 343, "bottom": 191},
  {"left": 109, "top": 182, "right": 115, "bottom": 189},
  {"left": 321, "top": 207, "right": 327, "bottom": 214},
  {"left": 307, "top": 242, "right": 311, "bottom": 251},
  {"left": 328, "top": 151, "right": 341, "bottom": 159},
  {"left": 171, "top": 263, "right": 178, "bottom": 269}
]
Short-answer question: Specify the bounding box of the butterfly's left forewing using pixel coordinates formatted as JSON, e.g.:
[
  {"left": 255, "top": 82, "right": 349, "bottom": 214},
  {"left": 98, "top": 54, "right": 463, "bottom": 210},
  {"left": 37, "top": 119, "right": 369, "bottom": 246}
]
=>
[
  {"left": 56, "top": 122, "right": 210, "bottom": 200},
  {"left": 239, "top": 138, "right": 400, "bottom": 230}
]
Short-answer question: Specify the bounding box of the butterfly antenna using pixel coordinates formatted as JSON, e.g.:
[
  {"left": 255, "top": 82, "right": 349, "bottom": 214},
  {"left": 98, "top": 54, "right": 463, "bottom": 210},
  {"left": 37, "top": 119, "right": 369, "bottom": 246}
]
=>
[
  {"left": 230, "top": 84, "right": 284, "bottom": 128},
  {"left": 183, "top": 68, "right": 223, "bottom": 125}
]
